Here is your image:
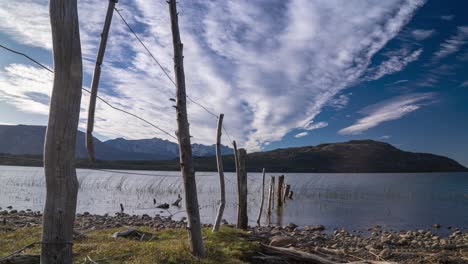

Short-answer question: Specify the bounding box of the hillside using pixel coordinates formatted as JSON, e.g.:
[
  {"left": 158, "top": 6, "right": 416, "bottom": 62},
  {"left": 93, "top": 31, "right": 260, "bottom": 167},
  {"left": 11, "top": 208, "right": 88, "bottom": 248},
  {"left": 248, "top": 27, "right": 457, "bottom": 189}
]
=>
[{"left": 1, "top": 137, "right": 466, "bottom": 172}]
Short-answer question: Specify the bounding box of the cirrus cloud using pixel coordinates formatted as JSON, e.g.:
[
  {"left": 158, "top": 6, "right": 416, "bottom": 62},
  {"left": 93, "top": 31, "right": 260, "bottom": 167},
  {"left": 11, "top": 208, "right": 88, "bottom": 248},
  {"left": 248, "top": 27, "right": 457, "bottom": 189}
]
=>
[{"left": 339, "top": 93, "right": 436, "bottom": 135}]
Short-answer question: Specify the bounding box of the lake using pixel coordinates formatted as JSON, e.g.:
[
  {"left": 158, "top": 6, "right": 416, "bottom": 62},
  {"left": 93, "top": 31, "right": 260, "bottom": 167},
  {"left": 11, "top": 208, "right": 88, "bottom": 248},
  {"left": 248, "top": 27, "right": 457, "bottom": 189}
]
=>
[{"left": 0, "top": 165, "right": 467, "bottom": 233}]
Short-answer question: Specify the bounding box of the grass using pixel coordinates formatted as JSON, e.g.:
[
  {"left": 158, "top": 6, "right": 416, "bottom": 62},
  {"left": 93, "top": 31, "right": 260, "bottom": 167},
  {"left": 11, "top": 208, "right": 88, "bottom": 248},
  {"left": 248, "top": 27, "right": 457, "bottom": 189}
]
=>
[{"left": 0, "top": 225, "right": 259, "bottom": 263}]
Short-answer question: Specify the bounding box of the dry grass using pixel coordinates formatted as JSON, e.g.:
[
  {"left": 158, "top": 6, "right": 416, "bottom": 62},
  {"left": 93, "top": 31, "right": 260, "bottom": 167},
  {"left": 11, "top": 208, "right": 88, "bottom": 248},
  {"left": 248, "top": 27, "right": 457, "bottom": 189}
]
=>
[{"left": 0, "top": 225, "right": 259, "bottom": 264}]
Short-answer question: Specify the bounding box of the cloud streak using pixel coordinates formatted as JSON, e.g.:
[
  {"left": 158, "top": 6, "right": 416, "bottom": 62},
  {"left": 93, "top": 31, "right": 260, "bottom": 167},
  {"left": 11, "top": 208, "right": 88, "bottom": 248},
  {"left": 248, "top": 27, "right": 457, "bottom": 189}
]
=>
[
  {"left": 433, "top": 26, "right": 468, "bottom": 60},
  {"left": 339, "top": 93, "right": 435, "bottom": 135}
]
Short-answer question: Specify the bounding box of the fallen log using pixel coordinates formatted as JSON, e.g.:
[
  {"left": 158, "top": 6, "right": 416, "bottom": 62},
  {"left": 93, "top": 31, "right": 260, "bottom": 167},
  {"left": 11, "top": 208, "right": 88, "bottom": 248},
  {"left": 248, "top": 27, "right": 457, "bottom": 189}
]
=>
[
  {"left": 0, "top": 254, "right": 40, "bottom": 264},
  {"left": 260, "top": 244, "right": 398, "bottom": 264},
  {"left": 260, "top": 244, "right": 337, "bottom": 264}
]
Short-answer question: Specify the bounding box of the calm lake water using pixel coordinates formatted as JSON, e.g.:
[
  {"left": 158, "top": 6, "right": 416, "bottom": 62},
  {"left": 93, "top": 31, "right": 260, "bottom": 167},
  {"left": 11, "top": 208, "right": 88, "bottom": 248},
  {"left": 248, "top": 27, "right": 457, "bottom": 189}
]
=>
[{"left": 0, "top": 165, "right": 467, "bottom": 233}]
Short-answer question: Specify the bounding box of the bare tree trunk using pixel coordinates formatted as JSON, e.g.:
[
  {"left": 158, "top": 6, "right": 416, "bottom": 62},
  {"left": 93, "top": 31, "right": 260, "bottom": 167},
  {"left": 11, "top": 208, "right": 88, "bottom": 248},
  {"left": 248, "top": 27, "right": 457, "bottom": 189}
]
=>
[
  {"left": 212, "top": 114, "right": 225, "bottom": 232},
  {"left": 237, "top": 148, "right": 248, "bottom": 229},
  {"left": 168, "top": 0, "right": 205, "bottom": 257},
  {"left": 86, "top": 0, "right": 118, "bottom": 161},
  {"left": 42, "top": 0, "right": 82, "bottom": 263},
  {"left": 256, "top": 168, "right": 266, "bottom": 225}
]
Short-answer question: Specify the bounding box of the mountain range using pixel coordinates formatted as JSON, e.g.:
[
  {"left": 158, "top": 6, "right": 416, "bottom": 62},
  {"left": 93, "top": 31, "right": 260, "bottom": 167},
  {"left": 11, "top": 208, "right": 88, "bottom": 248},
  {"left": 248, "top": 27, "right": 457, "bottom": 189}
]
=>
[
  {"left": 0, "top": 125, "right": 466, "bottom": 172},
  {"left": 0, "top": 125, "right": 233, "bottom": 160}
]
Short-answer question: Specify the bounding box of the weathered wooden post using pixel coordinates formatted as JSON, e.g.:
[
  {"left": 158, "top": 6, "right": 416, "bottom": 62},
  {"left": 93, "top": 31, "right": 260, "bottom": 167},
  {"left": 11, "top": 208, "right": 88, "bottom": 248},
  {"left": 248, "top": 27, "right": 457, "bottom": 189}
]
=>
[
  {"left": 276, "top": 175, "right": 284, "bottom": 207},
  {"left": 168, "top": 0, "right": 205, "bottom": 257},
  {"left": 42, "top": 0, "right": 82, "bottom": 262},
  {"left": 237, "top": 148, "right": 248, "bottom": 229},
  {"left": 267, "top": 176, "right": 275, "bottom": 215},
  {"left": 213, "top": 114, "right": 225, "bottom": 232},
  {"left": 283, "top": 184, "right": 291, "bottom": 202},
  {"left": 86, "top": 0, "right": 118, "bottom": 161},
  {"left": 256, "top": 168, "right": 266, "bottom": 225}
]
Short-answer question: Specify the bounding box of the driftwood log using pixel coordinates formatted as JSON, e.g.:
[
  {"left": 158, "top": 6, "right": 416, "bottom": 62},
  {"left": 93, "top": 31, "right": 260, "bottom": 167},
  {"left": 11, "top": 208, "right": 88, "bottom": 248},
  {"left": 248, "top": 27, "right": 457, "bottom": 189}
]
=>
[
  {"left": 0, "top": 254, "right": 40, "bottom": 264},
  {"left": 260, "top": 244, "right": 399, "bottom": 264}
]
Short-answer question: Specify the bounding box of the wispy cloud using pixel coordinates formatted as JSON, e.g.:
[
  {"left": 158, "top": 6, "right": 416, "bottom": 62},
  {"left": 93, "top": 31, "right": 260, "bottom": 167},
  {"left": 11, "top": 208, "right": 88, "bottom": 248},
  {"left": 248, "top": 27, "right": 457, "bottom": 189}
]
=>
[
  {"left": 304, "top": 121, "right": 328, "bottom": 131},
  {"left": 440, "top": 15, "right": 454, "bottom": 21},
  {"left": 365, "top": 48, "right": 422, "bottom": 81},
  {"left": 461, "top": 80, "right": 468, "bottom": 87},
  {"left": 0, "top": 0, "right": 426, "bottom": 150},
  {"left": 433, "top": 26, "right": 468, "bottom": 60},
  {"left": 294, "top": 132, "right": 308, "bottom": 138},
  {"left": 411, "top": 29, "right": 435, "bottom": 40},
  {"left": 328, "top": 93, "right": 352, "bottom": 110},
  {"left": 339, "top": 93, "right": 436, "bottom": 135}
]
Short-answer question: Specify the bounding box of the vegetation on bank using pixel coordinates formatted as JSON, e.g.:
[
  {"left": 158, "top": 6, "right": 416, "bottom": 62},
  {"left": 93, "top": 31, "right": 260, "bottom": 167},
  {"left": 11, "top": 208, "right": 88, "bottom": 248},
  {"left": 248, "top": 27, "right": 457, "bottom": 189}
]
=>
[{"left": 0, "top": 226, "right": 259, "bottom": 263}]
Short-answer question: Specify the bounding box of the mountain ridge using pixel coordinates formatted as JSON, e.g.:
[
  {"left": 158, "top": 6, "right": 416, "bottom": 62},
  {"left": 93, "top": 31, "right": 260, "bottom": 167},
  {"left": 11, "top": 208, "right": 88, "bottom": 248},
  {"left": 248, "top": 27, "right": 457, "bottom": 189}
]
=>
[
  {"left": 0, "top": 124, "right": 232, "bottom": 160},
  {"left": 0, "top": 124, "right": 466, "bottom": 172}
]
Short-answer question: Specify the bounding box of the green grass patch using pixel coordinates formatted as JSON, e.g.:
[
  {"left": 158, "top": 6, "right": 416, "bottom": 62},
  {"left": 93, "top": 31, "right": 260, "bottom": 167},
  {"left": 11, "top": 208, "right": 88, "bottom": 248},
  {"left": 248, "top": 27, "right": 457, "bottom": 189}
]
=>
[{"left": 0, "top": 225, "right": 259, "bottom": 263}]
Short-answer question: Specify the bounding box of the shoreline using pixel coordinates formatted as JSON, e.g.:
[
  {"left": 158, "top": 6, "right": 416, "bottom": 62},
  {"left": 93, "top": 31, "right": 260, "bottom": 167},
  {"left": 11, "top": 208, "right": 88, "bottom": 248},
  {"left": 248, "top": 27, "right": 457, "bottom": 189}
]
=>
[{"left": 1, "top": 209, "right": 467, "bottom": 263}]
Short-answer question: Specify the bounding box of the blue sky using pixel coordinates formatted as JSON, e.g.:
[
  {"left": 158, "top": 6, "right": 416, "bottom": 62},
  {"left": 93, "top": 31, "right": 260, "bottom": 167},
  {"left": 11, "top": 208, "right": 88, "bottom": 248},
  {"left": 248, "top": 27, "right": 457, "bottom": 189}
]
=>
[{"left": 0, "top": 0, "right": 467, "bottom": 166}]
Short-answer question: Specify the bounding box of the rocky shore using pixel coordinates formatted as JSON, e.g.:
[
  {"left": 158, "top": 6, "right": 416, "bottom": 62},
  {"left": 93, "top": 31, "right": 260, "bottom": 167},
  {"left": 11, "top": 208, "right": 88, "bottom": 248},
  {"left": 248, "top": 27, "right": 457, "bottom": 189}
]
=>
[{"left": 1, "top": 209, "right": 467, "bottom": 263}]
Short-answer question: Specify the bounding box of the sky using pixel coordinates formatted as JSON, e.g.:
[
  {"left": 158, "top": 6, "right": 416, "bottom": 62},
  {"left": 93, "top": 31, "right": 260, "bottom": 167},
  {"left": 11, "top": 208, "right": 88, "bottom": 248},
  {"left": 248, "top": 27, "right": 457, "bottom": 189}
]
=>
[{"left": 0, "top": 0, "right": 467, "bottom": 166}]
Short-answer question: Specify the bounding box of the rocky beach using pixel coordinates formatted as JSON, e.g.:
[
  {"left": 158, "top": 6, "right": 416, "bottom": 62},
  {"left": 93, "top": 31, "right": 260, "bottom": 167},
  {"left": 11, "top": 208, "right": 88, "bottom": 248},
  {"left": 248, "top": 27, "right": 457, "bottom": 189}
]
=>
[{"left": 1, "top": 208, "right": 467, "bottom": 263}]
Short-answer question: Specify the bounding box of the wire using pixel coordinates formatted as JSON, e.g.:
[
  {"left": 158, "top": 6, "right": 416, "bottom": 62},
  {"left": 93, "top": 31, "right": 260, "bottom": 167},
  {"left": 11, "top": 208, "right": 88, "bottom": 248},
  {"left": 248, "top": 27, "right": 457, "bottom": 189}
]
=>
[
  {"left": 114, "top": 8, "right": 176, "bottom": 87},
  {"left": 113, "top": 9, "right": 237, "bottom": 142},
  {"left": 0, "top": 44, "right": 53, "bottom": 73},
  {"left": 0, "top": 43, "right": 177, "bottom": 141},
  {"left": 81, "top": 88, "right": 177, "bottom": 140}
]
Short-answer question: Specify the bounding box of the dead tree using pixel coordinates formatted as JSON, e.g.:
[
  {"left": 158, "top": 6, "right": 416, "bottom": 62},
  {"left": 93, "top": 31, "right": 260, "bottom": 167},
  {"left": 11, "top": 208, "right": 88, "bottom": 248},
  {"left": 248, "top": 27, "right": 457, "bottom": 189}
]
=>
[
  {"left": 256, "top": 168, "right": 266, "bottom": 225},
  {"left": 237, "top": 148, "right": 248, "bottom": 229},
  {"left": 213, "top": 114, "right": 225, "bottom": 232},
  {"left": 168, "top": 0, "right": 205, "bottom": 257},
  {"left": 42, "top": 0, "right": 82, "bottom": 263},
  {"left": 86, "top": 0, "right": 118, "bottom": 161}
]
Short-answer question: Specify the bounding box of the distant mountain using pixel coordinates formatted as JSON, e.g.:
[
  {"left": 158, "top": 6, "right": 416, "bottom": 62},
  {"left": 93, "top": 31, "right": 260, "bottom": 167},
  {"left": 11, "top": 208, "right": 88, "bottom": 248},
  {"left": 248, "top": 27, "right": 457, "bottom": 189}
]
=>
[
  {"left": 104, "top": 138, "right": 233, "bottom": 159},
  {"left": 0, "top": 125, "right": 233, "bottom": 160},
  {"left": 240, "top": 140, "right": 467, "bottom": 172}
]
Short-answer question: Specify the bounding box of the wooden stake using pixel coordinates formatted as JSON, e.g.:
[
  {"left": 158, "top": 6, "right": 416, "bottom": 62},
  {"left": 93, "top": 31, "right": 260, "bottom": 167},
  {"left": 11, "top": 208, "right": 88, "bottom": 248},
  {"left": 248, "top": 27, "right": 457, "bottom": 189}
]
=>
[
  {"left": 42, "top": 0, "right": 82, "bottom": 262},
  {"left": 213, "top": 114, "right": 225, "bottom": 232},
  {"left": 86, "top": 0, "right": 118, "bottom": 162},
  {"left": 283, "top": 184, "right": 291, "bottom": 202},
  {"left": 267, "top": 176, "right": 275, "bottom": 215},
  {"left": 277, "top": 175, "right": 284, "bottom": 207},
  {"left": 237, "top": 148, "right": 248, "bottom": 229},
  {"left": 168, "top": 0, "right": 204, "bottom": 257},
  {"left": 256, "top": 168, "right": 266, "bottom": 225}
]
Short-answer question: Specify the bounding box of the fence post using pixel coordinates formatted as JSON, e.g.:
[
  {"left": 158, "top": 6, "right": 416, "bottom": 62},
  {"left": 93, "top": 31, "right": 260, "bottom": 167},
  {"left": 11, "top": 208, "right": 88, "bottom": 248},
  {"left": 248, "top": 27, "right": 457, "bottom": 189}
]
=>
[
  {"left": 283, "top": 184, "right": 291, "bottom": 202},
  {"left": 42, "top": 0, "right": 82, "bottom": 262},
  {"left": 213, "top": 114, "right": 225, "bottom": 232},
  {"left": 267, "top": 176, "right": 275, "bottom": 215},
  {"left": 237, "top": 148, "right": 248, "bottom": 229},
  {"left": 256, "top": 168, "right": 266, "bottom": 225},
  {"left": 168, "top": 0, "right": 205, "bottom": 257},
  {"left": 276, "top": 175, "right": 284, "bottom": 207},
  {"left": 86, "top": 0, "right": 118, "bottom": 161}
]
